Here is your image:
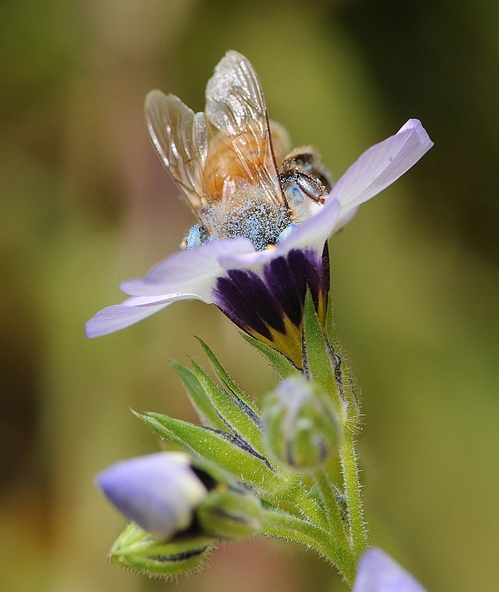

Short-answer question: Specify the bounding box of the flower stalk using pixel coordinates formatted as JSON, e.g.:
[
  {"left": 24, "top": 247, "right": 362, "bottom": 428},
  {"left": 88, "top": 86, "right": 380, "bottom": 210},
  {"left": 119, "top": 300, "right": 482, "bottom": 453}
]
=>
[
  {"left": 89, "top": 50, "right": 434, "bottom": 589},
  {"left": 340, "top": 428, "right": 368, "bottom": 558},
  {"left": 260, "top": 506, "right": 356, "bottom": 585}
]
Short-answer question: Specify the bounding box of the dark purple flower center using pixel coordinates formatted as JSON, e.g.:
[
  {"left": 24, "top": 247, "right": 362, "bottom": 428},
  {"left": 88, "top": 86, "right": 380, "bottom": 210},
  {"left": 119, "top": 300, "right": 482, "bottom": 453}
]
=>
[{"left": 212, "top": 246, "right": 330, "bottom": 365}]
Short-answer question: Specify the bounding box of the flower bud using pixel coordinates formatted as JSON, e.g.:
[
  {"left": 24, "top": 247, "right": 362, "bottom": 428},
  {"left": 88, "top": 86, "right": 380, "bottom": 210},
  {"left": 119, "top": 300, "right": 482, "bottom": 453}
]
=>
[
  {"left": 197, "top": 485, "right": 262, "bottom": 541},
  {"left": 262, "top": 375, "right": 340, "bottom": 471},
  {"left": 96, "top": 451, "right": 208, "bottom": 539},
  {"left": 109, "top": 522, "right": 214, "bottom": 578}
]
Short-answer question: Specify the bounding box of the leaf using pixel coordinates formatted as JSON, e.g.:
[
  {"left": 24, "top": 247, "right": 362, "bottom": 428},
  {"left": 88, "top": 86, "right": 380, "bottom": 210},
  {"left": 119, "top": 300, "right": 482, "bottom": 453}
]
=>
[
  {"left": 190, "top": 360, "right": 266, "bottom": 455},
  {"left": 323, "top": 292, "right": 360, "bottom": 423},
  {"left": 135, "top": 411, "right": 293, "bottom": 499},
  {"left": 196, "top": 338, "right": 258, "bottom": 412},
  {"left": 172, "top": 361, "right": 227, "bottom": 430},
  {"left": 302, "top": 292, "right": 345, "bottom": 420}
]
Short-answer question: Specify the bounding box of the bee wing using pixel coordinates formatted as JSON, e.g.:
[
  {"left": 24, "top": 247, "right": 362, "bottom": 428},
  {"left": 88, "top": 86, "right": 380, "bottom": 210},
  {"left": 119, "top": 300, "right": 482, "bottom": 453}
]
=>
[
  {"left": 205, "top": 50, "right": 283, "bottom": 204},
  {"left": 145, "top": 90, "right": 210, "bottom": 214}
]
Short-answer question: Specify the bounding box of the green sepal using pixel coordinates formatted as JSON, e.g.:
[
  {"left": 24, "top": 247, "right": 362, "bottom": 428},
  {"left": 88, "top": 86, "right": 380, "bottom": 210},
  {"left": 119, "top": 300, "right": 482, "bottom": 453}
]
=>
[
  {"left": 197, "top": 486, "right": 262, "bottom": 541},
  {"left": 134, "top": 411, "right": 293, "bottom": 499},
  {"left": 241, "top": 333, "right": 299, "bottom": 379},
  {"left": 302, "top": 292, "right": 345, "bottom": 419},
  {"left": 109, "top": 522, "right": 214, "bottom": 578},
  {"left": 190, "top": 455, "right": 244, "bottom": 489},
  {"left": 196, "top": 338, "right": 259, "bottom": 413},
  {"left": 324, "top": 292, "right": 360, "bottom": 424},
  {"left": 190, "top": 360, "right": 266, "bottom": 456},
  {"left": 172, "top": 361, "right": 226, "bottom": 430}
]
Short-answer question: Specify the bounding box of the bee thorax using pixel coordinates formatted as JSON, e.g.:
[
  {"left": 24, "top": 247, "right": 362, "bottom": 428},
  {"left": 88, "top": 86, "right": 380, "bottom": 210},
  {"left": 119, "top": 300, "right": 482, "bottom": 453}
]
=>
[{"left": 203, "top": 184, "right": 293, "bottom": 251}]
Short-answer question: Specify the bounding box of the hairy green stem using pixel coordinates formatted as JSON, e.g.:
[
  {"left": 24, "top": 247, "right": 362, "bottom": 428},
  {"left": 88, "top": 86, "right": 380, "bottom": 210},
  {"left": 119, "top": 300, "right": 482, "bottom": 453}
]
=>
[
  {"left": 261, "top": 508, "right": 356, "bottom": 586},
  {"left": 339, "top": 428, "right": 368, "bottom": 558}
]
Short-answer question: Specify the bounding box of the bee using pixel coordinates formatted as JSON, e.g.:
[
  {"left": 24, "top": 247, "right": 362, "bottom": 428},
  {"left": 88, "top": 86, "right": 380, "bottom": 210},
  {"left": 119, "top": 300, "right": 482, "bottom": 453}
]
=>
[{"left": 145, "top": 51, "right": 331, "bottom": 251}]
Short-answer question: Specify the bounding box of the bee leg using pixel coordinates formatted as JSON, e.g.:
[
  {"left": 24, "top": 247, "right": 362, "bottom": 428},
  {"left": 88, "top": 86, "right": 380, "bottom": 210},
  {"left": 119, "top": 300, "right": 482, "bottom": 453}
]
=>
[{"left": 181, "top": 225, "right": 210, "bottom": 249}]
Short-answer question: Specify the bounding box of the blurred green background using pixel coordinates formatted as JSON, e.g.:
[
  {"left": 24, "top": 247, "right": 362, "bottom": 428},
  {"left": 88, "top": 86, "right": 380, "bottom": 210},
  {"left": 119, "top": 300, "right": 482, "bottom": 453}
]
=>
[{"left": 2, "top": 0, "right": 499, "bottom": 590}]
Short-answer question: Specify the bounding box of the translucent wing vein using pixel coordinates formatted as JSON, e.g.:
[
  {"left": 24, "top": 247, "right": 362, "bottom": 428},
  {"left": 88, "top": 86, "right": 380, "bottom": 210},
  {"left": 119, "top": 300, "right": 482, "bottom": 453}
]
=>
[{"left": 145, "top": 90, "right": 210, "bottom": 213}]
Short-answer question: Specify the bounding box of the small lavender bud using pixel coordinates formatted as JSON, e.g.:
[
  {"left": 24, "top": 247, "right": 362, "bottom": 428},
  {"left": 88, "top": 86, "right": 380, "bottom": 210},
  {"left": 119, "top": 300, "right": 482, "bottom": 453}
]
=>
[
  {"left": 197, "top": 485, "right": 262, "bottom": 540},
  {"left": 96, "top": 451, "right": 208, "bottom": 539},
  {"left": 262, "top": 375, "right": 340, "bottom": 471}
]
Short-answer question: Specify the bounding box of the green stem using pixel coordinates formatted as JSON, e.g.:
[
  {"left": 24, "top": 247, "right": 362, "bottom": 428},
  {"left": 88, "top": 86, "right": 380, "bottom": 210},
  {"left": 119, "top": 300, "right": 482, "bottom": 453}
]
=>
[
  {"left": 339, "top": 428, "right": 368, "bottom": 558},
  {"left": 313, "top": 469, "right": 349, "bottom": 543},
  {"left": 261, "top": 508, "right": 356, "bottom": 586}
]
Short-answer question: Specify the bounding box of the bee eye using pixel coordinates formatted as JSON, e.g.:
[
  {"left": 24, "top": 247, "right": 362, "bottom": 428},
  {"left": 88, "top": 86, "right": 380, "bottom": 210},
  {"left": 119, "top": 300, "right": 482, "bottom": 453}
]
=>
[{"left": 294, "top": 174, "right": 326, "bottom": 202}]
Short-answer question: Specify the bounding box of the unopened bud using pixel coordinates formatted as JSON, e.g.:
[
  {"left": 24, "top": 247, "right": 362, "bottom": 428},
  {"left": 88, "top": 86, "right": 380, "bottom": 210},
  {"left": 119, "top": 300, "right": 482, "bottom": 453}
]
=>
[
  {"left": 197, "top": 485, "right": 262, "bottom": 540},
  {"left": 262, "top": 375, "right": 340, "bottom": 471},
  {"left": 109, "top": 522, "right": 214, "bottom": 578},
  {"left": 96, "top": 452, "right": 208, "bottom": 539}
]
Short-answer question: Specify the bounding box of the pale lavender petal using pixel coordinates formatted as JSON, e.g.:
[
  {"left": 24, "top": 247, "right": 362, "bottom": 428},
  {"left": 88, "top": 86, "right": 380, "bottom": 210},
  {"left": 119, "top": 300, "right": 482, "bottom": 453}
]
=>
[
  {"left": 86, "top": 115, "right": 432, "bottom": 339},
  {"left": 218, "top": 197, "right": 340, "bottom": 271},
  {"left": 96, "top": 452, "right": 207, "bottom": 538},
  {"left": 353, "top": 548, "right": 428, "bottom": 592},
  {"left": 334, "top": 204, "right": 359, "bottom": 232},
  {"left": 121, "top": 237, "right": 255, "bottom": 298},
  {"left": 85, "top": 294, "right": 192, "bottom": 338},
  {"left": 331, "top": 119, "right": 433, "bottom": 229}
]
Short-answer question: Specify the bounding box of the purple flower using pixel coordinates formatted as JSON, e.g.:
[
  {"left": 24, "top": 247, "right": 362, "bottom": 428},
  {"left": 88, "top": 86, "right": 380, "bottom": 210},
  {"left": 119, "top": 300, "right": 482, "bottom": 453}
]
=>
[
  {"left": 86, "top": 51, "right": 432, "bottom": 365},
  {"left": 353, "top": 548, "right": 428, "bottom": 592},
  {"left": 86, "top": 120, "right": 432, "bottom": 342},
  {"left": 96, "top": 452, "right": 208, "bottom": 539}
]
